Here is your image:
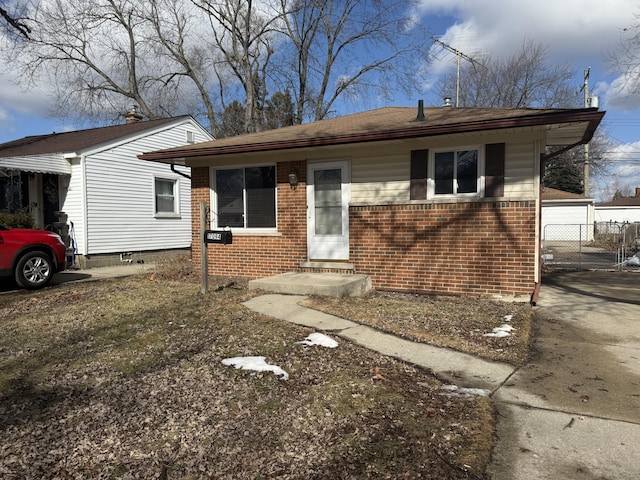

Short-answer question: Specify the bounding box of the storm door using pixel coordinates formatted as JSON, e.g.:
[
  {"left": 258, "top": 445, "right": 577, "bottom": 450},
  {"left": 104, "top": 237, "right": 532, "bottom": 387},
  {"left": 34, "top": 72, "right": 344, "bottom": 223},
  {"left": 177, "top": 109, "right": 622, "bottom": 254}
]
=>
[{"left": 306, "top": 161, "right": 350, "bottom": 260}]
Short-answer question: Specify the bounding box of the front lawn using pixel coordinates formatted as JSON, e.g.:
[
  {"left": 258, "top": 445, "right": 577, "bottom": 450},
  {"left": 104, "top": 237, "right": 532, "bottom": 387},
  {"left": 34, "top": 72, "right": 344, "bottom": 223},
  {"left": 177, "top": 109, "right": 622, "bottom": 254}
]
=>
[{"left": 0, "top": 269, "right": 508, "bottom": 479}]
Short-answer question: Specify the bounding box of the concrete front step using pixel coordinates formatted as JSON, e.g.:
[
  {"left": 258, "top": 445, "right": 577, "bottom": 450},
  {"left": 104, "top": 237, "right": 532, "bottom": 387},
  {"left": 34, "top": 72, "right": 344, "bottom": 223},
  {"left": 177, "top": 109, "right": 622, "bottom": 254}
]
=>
[{"left": 248, "top": 272, "right": 372, "bottom": 297}]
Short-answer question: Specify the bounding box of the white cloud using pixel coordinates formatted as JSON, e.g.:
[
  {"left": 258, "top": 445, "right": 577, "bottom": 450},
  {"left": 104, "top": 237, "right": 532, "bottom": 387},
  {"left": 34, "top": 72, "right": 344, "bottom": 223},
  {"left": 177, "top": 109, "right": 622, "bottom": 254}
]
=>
[
  {"left": 0, "top": 70, "right": 53, "bottom": 115},
  {"left": 417, "top": 0, "right": 638, "bottom": 69},
  {"left": 602, "top": 69, "right": 640, "bottom": 111},
  {"left": 416, "top": 0, "right": 640, "bottom": 195},
  {"left": 419, "top": 0, "right": 640, "bottom": 57},
  {"left": 592, "top": 141, "right": 640, "bottom": 200},
  {"left": 610, "top": 142, "right": 640, "bottom": 178}
]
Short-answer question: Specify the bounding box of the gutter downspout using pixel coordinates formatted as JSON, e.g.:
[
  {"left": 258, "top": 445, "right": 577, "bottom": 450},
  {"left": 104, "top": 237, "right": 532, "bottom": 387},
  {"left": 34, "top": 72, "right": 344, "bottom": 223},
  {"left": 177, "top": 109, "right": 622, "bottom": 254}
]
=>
[{"left": 171, "top": 164, "right": 191, "bottom": 180}]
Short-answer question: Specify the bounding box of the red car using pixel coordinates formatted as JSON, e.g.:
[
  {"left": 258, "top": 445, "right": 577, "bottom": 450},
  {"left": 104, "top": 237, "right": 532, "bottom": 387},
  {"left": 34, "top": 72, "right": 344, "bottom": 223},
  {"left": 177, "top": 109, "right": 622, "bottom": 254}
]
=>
[{"left": 0, "top": 226, "right": 67, "bottom": 289}]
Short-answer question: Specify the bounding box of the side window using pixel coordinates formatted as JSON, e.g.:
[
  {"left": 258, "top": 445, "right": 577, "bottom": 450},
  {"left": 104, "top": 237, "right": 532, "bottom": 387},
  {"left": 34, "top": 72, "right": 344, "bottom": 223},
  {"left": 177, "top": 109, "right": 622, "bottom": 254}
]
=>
[
  {"left": 155, "top": 178, "right": 179, "bottom": 216},
  {"left": 431, "top": 148, "right": 480, "bottom": 197},
  {"left": 215, "top": 166, "right": 276, "bottom": 229}
]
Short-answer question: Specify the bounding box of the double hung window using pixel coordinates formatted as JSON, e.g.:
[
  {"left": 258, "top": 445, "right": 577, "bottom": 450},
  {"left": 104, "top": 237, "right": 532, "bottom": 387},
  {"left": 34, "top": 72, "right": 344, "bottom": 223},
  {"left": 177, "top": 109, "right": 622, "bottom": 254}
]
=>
[
  {"left": 154, "top": 178, "right": 178, "bottom": 216},
  {"left": 215, "top": 166, "right": 276, "bottom": 228}
]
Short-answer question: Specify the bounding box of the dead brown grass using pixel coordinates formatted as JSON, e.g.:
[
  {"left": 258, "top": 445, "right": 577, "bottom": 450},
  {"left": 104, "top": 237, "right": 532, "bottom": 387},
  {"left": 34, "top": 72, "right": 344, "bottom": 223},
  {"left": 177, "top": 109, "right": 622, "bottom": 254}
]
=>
[
  {"left": 0, "top": 272, "right": 495, "bottom": 479},
  {"left": 300, "top": 291, "right": 532, "bottom": 366}
]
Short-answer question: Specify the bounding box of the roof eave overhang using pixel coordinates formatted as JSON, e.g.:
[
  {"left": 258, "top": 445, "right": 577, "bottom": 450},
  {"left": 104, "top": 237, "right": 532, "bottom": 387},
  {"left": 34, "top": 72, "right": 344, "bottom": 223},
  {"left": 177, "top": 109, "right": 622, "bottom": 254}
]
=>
[{"left": 139, "top": 109, "right": 605, "bottom": 164}]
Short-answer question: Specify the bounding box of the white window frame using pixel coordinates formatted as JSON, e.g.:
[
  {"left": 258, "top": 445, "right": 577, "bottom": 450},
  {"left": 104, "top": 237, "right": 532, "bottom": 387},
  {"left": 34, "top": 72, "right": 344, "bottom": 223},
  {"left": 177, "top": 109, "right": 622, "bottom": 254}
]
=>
[
  {"left": 428, "top": 145, "right": 484, "bottom": 199},
  {"left": 210, "top": 164, "right": 278, "bottom": 233},
  {"left": 153, "top": 176, "right": 180, "bottom": 218}
]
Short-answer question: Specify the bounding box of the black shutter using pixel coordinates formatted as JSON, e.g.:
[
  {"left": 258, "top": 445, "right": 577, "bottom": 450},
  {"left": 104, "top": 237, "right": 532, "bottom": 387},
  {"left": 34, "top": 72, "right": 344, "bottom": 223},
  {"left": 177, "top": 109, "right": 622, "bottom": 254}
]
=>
[
  {"left": 410, "top": 149, "right": 428, "bottom": 200},
  {"left": 485, "top": 143, "right": 505, "bottom": 197}
]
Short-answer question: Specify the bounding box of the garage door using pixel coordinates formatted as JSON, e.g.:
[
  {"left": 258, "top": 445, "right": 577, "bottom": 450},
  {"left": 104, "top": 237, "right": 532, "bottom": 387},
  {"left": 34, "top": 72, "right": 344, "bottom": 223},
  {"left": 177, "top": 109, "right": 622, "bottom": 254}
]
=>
[{"left": 542, "top": 204, "right": 593, "bottom": 241}]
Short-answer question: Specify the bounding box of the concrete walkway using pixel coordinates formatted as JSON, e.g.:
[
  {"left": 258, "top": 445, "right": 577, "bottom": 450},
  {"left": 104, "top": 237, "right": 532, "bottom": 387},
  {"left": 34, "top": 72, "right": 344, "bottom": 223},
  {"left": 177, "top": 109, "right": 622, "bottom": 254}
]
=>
[
  {"left": 243, "top": 272, "right": 640, "bottom": 480},
  {"left": 242, "top": 294, "right": 515, "bottom": 391},
  {"left": 489, "top": 272, "right": 640, "bottom": 480}
]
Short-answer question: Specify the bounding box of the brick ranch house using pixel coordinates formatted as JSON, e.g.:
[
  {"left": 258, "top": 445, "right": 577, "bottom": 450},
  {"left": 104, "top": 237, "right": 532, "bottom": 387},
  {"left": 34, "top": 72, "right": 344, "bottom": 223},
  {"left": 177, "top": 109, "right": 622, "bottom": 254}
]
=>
[{"left": 139, "top": 104, "right": 604, "bottom": 301}]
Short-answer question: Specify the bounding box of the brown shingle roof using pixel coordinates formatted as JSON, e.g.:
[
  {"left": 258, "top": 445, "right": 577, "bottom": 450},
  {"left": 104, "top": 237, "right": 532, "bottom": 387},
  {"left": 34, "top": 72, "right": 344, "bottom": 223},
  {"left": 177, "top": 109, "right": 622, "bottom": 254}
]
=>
[
  {"left": 0, "top": 117, "right": 188, "bottom": 158},
  {"left": 597, "top": 196, "right": 640, "bottom": 207},
  {"left": 542, "top": 187, "right": 592, "bottom": 201},
  {"left": 139, "top": 106, "right": 604, "bottom": 162}
]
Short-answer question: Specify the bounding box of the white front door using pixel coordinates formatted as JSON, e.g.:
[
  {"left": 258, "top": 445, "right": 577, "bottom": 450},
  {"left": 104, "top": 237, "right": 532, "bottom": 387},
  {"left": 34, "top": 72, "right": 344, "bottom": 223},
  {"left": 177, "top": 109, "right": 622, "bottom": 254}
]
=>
[{"left": 307, "top": 161, "right": 350, "bottom": 260}]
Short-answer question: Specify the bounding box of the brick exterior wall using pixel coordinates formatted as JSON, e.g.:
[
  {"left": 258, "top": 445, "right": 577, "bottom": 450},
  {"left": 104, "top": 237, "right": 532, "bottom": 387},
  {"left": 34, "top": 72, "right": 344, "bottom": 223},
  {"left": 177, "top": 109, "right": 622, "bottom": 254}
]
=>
[
  {"left": 350, "top": 201, "right": 537, "bottom": 298},
  {"left": 192, "top": 163, "right": 537, "bottom": 298},
  {"left": 191, "top": 161, "right": 308, "bottom": 278}
]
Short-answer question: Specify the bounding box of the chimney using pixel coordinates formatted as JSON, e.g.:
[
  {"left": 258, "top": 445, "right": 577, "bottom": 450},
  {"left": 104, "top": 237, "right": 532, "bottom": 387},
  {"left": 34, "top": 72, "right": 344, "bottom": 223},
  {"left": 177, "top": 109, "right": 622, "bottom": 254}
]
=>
[
  {"left": 125, "top": 105, "right": 144, "bottom": 124},
  {"left": 636, "top": 187, "right": 640, "bottom": 198},
  {"left": 416, "top": 99, "right": 425, "bottom": 121}
]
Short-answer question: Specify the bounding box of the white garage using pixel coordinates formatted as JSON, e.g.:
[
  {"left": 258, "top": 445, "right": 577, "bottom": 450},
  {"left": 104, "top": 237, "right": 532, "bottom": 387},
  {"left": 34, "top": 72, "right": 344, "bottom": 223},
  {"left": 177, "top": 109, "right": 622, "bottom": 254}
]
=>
[
  {"left": 595, "top": 189, "right": 640, "bottom": 223},
  {"left": 541, "top": 188, "right": 594, "bottom": 241}
]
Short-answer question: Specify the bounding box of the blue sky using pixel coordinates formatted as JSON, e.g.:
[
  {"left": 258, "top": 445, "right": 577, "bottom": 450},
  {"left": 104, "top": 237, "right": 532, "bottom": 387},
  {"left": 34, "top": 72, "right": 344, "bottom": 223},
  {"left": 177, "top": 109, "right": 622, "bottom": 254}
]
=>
[{"left": 1, "top": 0, "right": 639, "bottom": 200}]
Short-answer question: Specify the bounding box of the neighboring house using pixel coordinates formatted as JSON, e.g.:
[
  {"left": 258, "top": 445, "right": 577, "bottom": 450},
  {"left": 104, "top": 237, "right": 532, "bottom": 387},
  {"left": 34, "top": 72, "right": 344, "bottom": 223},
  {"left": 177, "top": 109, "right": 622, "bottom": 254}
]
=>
[
  {"left": 139, "top": 104, "right": 604, "bottom": 300},
  {"left": 541, "top": 187, "right": 595, "bottom": 241},
  {"left": 595, "top": 188, "right": 640, "bottom": 223},
  {"left": 0, "top": 110, "right": 213, "bottom": 267}
]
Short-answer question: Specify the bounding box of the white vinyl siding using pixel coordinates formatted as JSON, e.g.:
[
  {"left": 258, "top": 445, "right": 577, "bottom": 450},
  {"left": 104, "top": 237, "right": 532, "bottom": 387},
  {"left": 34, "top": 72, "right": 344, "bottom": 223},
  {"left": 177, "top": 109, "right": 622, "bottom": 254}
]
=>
[
  {"left": 349, "top": 136, "right": 539, "bottom": 206},
  {"left": 79, "top": 121, "right": 205, "bottom": 255},
  {"left": 503, "top": 140, "right": 537, "bottom": 199},
  {"left": 351, "top": 152, "right": 408, "bottom": 204}
]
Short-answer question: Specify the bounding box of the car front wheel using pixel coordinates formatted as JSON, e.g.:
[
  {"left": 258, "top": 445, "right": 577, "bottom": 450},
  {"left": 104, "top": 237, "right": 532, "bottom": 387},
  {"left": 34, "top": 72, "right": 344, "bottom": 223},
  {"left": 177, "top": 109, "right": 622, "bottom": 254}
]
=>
[{"left": 15, "top": 251, "right": 54, "bottom": 289}]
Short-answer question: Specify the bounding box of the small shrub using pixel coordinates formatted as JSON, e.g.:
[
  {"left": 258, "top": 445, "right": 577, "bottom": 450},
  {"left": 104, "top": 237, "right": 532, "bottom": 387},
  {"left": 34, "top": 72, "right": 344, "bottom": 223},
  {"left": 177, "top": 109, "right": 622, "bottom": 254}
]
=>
[{"left": 0, "top": 211, "right": 34, "bottom": 229}]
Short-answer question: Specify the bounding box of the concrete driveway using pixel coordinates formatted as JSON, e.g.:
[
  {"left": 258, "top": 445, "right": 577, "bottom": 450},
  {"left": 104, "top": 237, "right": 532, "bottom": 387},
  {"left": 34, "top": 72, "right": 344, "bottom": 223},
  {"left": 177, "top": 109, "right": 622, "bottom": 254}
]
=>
[{"left": 489, "top": 271, "right": 640, "bottom": 480}]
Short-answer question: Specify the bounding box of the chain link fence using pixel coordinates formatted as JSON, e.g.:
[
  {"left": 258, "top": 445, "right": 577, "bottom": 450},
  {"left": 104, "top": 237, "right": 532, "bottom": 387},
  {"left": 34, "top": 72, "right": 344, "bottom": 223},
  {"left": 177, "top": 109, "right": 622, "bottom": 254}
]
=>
[{"left": 542, "top": 222, "right": 640, "bottom": 272}]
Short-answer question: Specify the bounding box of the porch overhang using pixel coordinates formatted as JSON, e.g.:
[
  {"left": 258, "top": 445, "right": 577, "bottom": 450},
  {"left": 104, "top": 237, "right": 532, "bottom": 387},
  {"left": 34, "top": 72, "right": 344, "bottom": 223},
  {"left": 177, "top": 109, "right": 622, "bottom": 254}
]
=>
[{"left": 0, "top": 155, "right": 71, "bottom": 175}]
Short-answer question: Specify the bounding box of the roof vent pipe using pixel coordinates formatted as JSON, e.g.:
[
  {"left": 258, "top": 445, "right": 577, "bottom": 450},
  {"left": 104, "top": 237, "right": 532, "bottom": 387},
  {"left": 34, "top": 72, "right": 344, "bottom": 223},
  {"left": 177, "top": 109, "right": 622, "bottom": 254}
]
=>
[
  {"left": 416, "top": 99, "right": 425, "bottom": 121},
  {"left": 443, "top": 97, "right": 452, "bottom": 107},
  {"left": 125, "top": 105, "right": 144, "bottom": 124}
]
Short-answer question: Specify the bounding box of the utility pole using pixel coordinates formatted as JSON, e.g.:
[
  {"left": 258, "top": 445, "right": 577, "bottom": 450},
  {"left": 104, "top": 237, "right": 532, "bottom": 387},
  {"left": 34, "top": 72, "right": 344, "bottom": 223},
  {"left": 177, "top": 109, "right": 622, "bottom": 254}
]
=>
[
  {"left": 581, "top": 68, "right": 590, "bottom": 196},
  {"left": 432, "top": 37, "right": 486, "bottom": 107}
]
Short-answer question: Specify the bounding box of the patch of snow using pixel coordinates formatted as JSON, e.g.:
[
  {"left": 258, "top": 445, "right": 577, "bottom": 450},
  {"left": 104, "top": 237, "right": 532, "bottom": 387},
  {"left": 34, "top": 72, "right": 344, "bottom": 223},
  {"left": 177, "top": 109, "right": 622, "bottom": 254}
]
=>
[
  {"left": 503, "top": 314, "right": 513, "bottom": 322},
  {"left": 623, "top": 252, "right": 640, "bottom": 267},
  {"left": 484, "top": 324, "right": 514, "bottom": 338},
  {"left": 440, "top": 385, "right": 491, "bottom": 397},
  {"left": 297, "top": 333, "right": 339, "bottom": 348},
  {"left": 221, "top": 356, "right": 289, "bottom": 380}
]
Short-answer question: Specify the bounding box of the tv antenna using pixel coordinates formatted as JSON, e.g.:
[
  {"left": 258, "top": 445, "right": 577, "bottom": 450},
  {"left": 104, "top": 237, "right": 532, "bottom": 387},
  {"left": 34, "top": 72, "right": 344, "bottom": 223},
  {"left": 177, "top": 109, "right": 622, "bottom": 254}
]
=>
[{"left": 432, "top": 37, "right": 487, "bottom": 107}]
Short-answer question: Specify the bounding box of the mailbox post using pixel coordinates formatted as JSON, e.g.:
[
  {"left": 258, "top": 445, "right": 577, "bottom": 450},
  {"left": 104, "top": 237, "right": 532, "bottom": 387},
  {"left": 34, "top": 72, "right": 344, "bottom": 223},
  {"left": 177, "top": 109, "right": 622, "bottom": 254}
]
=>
[{"left": 200, "top": 201, "right": 233, "bottom": 293}]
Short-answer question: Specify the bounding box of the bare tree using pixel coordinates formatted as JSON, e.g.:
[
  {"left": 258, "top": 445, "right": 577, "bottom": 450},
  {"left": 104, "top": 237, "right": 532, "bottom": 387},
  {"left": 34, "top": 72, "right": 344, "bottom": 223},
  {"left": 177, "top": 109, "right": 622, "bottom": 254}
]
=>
[
  {"left": 436, "top": 41, "right": 576, "bottom": 108},
  {"left": 606, "top": 12, "right": 640, "bottom": 99},
  {"left": 8, "top": 0, "right": 225, "bottom": 131},
  {"left": 191, "top": 0, "right": 281, "bottom": 133},
  {"left": 12, "top": 0, "right": 170, "bottom": 124},
  {"left": 1, "top": 0, "right": 31, "bottom": 39},
  {"left": 5, "top": 0, "right": 430, "bottom": 134},
  {"left": 436, "top": 40, "right": 615, "bottom": 194},
  {"left": 276, "top": 0, "right": 428, "bottom": 123},
  {"left": 144, "top": 0, "right": 222, "bottom": 134}
]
